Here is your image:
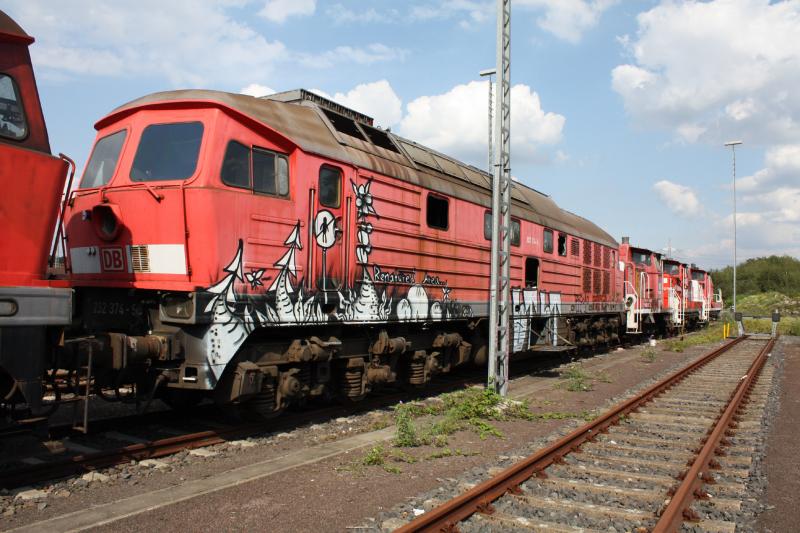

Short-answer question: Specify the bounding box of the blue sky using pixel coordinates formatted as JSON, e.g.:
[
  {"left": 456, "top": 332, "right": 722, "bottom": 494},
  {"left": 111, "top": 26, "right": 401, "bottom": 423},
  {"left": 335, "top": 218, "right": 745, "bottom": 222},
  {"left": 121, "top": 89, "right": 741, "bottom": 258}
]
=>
[{"left": 7, "top": 0, "right": 799, "bottom": 268}]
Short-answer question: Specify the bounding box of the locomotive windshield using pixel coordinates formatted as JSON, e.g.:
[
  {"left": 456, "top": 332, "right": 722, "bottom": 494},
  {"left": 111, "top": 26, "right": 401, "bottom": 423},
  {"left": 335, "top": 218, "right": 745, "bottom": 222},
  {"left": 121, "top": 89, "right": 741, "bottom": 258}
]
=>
[
  {"left": 664, "top": 263, "right": 680, "bottom": 275},
  {"left": 691, "top": 271, "right": 705, "bottom": 281},
  {"left": 0, "top": 74, "right": 27, "bottom": 141},
  {"left": 131, "top": 121, "right": 203, "bottom": 182},
  {"left": 80, "top": 129, "right": 127, "bottom": 188}
]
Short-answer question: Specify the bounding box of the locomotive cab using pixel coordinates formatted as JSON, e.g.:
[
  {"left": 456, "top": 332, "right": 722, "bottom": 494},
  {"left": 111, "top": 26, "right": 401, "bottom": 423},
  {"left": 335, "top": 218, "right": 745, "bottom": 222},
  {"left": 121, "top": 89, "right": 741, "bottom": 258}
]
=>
[{"left": 0, "top": 11, "right": 73, "bottom": 417}]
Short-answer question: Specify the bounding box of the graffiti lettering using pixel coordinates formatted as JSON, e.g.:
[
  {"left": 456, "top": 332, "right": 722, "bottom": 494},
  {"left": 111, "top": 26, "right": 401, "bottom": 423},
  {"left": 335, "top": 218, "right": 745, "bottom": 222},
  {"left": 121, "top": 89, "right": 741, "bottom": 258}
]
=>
[
  {"left": 421, "top": 273, "right": 446, "bottom": 286},
  {"left": 373, "top": 265, "right": 416, "bottom": 285}
]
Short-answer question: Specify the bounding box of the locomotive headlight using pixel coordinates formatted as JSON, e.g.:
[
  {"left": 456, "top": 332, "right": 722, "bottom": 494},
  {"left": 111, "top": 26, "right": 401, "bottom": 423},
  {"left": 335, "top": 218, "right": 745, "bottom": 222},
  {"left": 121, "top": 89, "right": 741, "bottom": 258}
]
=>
[
  {"left": 91, "top": 204, "right": 122, "bottom": 241},
  {"left": 160, "top": 292, "right": 196, "bottom": 322}
]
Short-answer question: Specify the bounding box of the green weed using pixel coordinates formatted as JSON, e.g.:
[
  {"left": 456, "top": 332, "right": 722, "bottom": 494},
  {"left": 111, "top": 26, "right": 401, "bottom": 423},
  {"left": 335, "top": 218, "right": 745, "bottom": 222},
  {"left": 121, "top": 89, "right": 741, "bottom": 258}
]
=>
[
  {"left": 560, "top": 364, "right": 593, "bottom": 391},
  {"left": 641, "top": 346, "right": 657, "bottom": 363}
]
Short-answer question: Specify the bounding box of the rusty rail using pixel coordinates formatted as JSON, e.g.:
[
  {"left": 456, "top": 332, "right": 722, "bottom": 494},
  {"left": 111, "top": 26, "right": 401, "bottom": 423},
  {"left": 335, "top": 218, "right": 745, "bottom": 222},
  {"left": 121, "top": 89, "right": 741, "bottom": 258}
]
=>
[
  {"left": 653, "top": 336, "right": 775, "bottom": 532},
  {"left": 396, "top": 336, "right": 749, "bottom": 533},
  {"left": 2, "top": 355, "right": 564, "bottom": 490}
]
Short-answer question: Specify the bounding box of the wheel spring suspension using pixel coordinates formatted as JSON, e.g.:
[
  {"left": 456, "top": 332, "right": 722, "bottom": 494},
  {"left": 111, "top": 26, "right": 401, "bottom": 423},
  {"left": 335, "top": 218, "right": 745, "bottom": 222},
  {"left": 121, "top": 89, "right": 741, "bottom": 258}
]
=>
[{"left": 341, "top": 365, "right": 364, "bottom": 399}]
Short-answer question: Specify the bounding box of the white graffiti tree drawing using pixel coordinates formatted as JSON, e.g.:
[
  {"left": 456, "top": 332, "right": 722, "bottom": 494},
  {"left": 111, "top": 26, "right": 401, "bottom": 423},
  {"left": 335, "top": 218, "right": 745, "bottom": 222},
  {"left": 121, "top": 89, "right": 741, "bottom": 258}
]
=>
[
  {"left": 203, "top": 239, "right": 261, "bottom": 379},
  {"left": 338, "top": 179, "right": 391, "bottom": 321}
]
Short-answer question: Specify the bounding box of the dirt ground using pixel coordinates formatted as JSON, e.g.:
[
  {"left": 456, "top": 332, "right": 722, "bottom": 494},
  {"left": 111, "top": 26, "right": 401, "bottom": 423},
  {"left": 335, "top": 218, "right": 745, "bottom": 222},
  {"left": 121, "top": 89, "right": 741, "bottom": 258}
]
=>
[
  {"left": 74, "top": 342, "right": 711, "bottom": 533},
  {"left": 755, "top": 336, "right": 800, "bottom": 533}
]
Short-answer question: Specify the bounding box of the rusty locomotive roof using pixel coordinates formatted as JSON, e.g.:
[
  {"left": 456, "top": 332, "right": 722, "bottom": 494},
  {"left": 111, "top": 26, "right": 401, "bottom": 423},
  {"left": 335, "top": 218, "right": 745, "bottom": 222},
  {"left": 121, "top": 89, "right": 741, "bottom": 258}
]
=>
[
  {"left": 106, "top": 89, "right": 618, "bottom": 248},
  {"left": 0, "top": 10, "right": 34, "bottom": 45}
]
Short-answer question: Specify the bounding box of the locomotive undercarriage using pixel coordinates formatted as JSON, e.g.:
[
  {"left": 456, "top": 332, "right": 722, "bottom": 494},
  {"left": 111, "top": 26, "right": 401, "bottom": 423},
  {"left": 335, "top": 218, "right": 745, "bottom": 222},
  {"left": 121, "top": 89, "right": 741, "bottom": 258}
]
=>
[{"left": 1, "top": 288, "right": 705, "bottom": 426}]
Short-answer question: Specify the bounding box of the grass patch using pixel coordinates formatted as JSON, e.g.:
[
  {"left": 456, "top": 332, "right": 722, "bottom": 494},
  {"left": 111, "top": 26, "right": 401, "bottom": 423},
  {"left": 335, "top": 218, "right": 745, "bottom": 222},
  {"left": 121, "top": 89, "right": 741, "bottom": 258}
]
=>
[
  {"left": 663, "top": 322, "right": 727, "bottom": 352},
  {"left": 357, "top": 444, "right": 413, "bottom": 474},
  {"left": 426, "top": 448, "right": 480, "bottom": 460},
  {"left": 394, "top": 405, "right": 421, "bottom": 447},
  {"left": 362, "top": 444, "right": 386, "bottom": 466},
  {"left": 594, "top": 370, "right": 613, "bottom": 383},
  {"left": 641, "top": 346, "right": 657, "bottom": 363},
  {"left": 392, "top": 387, "right": 534, "bottom": 448},
  {"left": 369, "top": 414, "right": 392, "bottom": 431},
  {"left": 559, "top": 364, "right": 593, "bottom": 391},
  {"left": 741, "top": 317, "right": 800, "bottom": 336}
]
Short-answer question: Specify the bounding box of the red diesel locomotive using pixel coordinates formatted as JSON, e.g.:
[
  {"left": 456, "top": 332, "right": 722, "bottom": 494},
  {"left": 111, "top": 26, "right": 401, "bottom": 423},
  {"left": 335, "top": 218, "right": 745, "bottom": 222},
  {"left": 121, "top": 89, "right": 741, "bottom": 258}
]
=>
[
  {"left": 0, "top": 10, "right": 721, "bottom": 424},
  {"left": 0, "top": 11, "right": 72, "bottom": 415},
  {"left": 61, "top": 88, "right": 625, "bottom": 413}
]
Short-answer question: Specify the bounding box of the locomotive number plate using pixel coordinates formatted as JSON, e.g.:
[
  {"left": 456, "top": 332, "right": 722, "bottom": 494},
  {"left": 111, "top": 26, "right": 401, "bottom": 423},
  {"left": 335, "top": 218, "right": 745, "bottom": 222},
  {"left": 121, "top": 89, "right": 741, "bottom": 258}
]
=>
[{"left": 83, "top": 290, "right": 147, "bottom": 332}]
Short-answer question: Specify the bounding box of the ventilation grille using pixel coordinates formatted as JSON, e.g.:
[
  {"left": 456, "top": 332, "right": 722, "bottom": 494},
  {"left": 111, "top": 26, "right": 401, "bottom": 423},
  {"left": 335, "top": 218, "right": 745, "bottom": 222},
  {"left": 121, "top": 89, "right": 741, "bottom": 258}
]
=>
[
  {"left": 603, "top": 248, "right": 611, "bottom": 269},
  {"left": 583, "top": 269, "right": 591, "bottom": 293},
  {"left": 603, "top": 271, "right": 611, "bottom": 296},
  {"left": 594, "top": 243, "right": 601, "bottom": 267},
  {"left": 584, "top": 240, "right": 592, "bottom": 265},
  {"left": 571, "top": 238, "right": 580, "bottom": 257},
  {"left": 593, "top": 269, "right": 602, "bottom": 295},
  {"left": 130, "top": 245, "right": 150, "bottom": 273}
]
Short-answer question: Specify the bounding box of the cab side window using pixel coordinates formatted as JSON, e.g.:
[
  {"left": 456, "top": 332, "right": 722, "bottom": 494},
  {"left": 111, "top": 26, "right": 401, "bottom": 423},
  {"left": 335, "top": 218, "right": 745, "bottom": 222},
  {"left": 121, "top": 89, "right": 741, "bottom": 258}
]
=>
[
  {"left": 0, "top": 74, "right": 27, "bottom": 141},
  {"left": 221, "top": 140, "right": 289, "bottom": 197},
  {"left": 221, "top": 141, "right": 250, "bottom": 188},
  {"left": 543, "top": 229, "right": 554, "bottom": 253},
  {"left": 319, "top": 166, "right": 342, "bottom": 208}
]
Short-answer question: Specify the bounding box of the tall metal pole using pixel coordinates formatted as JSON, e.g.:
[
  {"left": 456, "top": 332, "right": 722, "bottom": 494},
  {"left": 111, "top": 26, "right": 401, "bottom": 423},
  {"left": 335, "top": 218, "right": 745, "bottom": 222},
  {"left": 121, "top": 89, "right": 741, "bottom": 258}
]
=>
[
  {"left": 724, "top": 140, "right": 742, "bottom": 313},
  {"left": 488, "top": 0, "right": 512, "bottom": 396},
  {"left": 479, "top": 68, "right": 496, "bottom": 173}
]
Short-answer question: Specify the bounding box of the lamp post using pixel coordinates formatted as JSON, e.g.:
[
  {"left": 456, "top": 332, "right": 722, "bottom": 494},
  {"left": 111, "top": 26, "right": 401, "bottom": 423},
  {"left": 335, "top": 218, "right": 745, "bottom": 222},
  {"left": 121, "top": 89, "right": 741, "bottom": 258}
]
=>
[
  {"left": 724, "top": 140, "right": 742, "bottom": 313},
  {"left": 479, "top": 68, "right": 496, "bottom": 173}
]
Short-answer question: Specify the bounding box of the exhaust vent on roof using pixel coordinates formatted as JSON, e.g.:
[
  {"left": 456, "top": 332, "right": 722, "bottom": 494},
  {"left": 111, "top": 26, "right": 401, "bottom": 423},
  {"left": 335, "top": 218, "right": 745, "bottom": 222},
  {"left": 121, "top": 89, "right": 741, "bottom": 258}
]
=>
[
  {"left": 263, "top": 89, "right": 374, "bottom": 126},
  {"left": 360, "top": 123, "right": 399, "bottom": 153},
  {"left": 321, "top": 108, "right": 367, "bottom": 141}
]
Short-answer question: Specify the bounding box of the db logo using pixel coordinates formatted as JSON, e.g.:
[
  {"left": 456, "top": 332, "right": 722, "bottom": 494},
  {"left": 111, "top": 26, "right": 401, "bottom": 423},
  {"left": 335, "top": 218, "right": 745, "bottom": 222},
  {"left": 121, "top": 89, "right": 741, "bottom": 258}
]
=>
[{"left": 101, "top": 247, "right": 125, "bottom": 272}]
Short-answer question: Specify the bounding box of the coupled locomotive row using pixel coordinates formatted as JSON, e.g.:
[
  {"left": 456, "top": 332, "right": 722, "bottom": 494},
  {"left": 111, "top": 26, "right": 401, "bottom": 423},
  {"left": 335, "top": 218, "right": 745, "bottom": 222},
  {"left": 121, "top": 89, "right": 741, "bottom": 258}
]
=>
[{"left": 0, "top": 11, "right": 722, "bottom": 427}]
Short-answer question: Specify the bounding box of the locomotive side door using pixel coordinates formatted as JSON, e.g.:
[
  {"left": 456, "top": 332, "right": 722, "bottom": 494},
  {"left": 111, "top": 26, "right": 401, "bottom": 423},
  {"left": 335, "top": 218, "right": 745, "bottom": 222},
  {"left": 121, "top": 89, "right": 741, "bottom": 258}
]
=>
[{"left": 312, "top": 164, "right": 346, "bottom": 297}]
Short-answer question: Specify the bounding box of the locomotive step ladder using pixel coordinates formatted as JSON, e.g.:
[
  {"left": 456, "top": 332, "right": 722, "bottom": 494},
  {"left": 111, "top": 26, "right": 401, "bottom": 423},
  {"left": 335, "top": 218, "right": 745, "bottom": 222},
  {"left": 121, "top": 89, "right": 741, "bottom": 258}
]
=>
[{"left": 71, "top": 343, "right": 93, "bottom": 434}]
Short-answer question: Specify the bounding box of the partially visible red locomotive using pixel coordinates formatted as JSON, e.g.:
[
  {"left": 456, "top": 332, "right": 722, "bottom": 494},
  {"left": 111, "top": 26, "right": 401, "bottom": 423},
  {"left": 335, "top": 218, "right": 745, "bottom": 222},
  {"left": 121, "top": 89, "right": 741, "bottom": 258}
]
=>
[
  {"left": 0, "top": 12, "right": 73, "bottom": 416},
  {"left": 0, "top": 9, "right": 725, "bottom": 426}
]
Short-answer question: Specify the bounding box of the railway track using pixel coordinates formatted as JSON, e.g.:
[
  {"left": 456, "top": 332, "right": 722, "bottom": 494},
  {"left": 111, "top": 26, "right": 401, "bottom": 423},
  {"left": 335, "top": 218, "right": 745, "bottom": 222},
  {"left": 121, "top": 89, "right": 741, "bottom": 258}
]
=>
[
  {"left": 397, "top": 335, "right": 776, "bottom": 533},
  {"left": 0, "top": 350, "right": 578, "bottom": 490}
]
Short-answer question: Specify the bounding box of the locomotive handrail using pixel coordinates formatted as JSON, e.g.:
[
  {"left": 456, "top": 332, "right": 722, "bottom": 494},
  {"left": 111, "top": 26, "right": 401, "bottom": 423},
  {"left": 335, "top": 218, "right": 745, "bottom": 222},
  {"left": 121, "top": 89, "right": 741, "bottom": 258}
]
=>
[{"left": 49, "top": 153, "right": 76, "bottom": 271}]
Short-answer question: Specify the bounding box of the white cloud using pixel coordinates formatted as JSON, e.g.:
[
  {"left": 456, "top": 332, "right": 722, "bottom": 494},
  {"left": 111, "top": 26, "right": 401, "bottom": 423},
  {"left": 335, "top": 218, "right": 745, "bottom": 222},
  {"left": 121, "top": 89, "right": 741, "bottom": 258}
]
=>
[
  {"left": 326, "top": 4, "right": 391, "bottom": 24},
  {"left": 312, "top": 81, "right": 402, "bottom": 128},
  {"left": 738, "top": 144, "right": 800, "bottom": 192},
  {"left": 331, "top": 81, "right": 402, "bottom": 128},
  {"left": 410, "top": 1, "right": 491, "bottom": 25},
  {"left": 653, "top": 180, "right": 701, "bottom": 217},
  {"left": 240, "top": 83, "right": 276, "bottom": 98},
  {"left": 6, "top": 1, "right": 288, "bottom": 87},
  {"left": 398, "top": 81, "right": 564, "bottom": 167},
  {"left": 704, "top": 144, "right": 800, "bottom": 261},
  {"left": 611, "top": 0, "right": 800, "bottom": 146},
  {"left": 259, "top": 0, "right": 315, "bottom": 23},
  {"left": 409, "top": 0, "right": 616, "bottom": 39},
  {"left": 612, "top": 1, "right": 800, "bottom": 263},
  {"left": 5, "top": 1, "right": 403, "bottom": 89},
  {"left": 518, "top": 0, "right": 620, "bottom": 44},
  {"left": 297, "top": 44, "right": 407, "bottom": 69}
]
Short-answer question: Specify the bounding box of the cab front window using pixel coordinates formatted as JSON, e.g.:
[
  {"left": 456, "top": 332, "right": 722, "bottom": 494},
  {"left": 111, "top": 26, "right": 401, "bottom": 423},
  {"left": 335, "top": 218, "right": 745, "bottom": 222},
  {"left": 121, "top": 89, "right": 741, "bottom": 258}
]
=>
[
  {"left": 80, "top": 130, "right": 127, "bottom": 188},
  {"left": 131, "top": 121, "right": 203, "bottom": 182}
]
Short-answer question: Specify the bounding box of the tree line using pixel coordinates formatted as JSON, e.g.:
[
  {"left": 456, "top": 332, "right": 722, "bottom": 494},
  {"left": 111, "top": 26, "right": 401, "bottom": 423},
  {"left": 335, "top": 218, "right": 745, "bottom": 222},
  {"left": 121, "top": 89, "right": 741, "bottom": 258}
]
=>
[{"left": 709, "top": 255, "right": 800, "bottom": 300}]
